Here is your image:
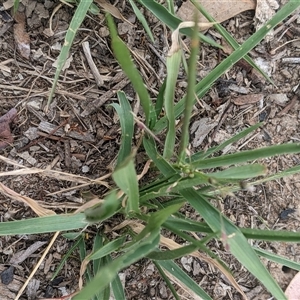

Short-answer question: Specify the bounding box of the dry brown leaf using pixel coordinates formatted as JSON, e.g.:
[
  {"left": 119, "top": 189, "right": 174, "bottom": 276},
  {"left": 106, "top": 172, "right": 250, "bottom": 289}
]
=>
[
  {"left": 13, "top": 11, "right": 30, "bottom": 59},
  {"left": 231, "top": 94, "right": 264, "bottom": 106},
  {"left": 94, "top": 0, "right": 133, "bottom": 26},
  {"left": 0, "top": 108, "right": 17, "bottom": 150},
  {"left": 285, "top": 272, "right": 300, "bottom": 299},
  {"left": 0, "top": 182, "right": 55, "bottom": 217},
  {"left": 177, "top": 0, "right": 255, "bottom": 31}
]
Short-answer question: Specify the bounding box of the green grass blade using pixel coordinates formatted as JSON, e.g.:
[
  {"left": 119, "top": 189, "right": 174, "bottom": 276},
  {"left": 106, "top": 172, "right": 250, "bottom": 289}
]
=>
[
  {"left": 153, "top": 1, "right": 300, "bottom": 133},
  {"left": 191, "top": 123, "right": 263, "bottom": 161},
  {"left": 155, "top": 78, "right": 166, "bottom": 117},
  {"left": 112, "top": 154, "right": 139, "bottom": 214},
  {"left": 242, "top": 228, "right": 300, "bottom": 242},
  {"left": 193, "top": 143, "right": 300, "bottom": 169},
  {"left": 158, "top": 260, "right": 212, "bottom": 300},
  {"left": 77, "top": 236, "right": 94, "bottom": 283},
  {"left": 128, "top": 0, "right": 154, "bottom": 42},
  {"left": 84, "top": 191, "right": 120, "bottom": 223},
  {"left": 191, "top": 0, "right": 274, "bottom": 85},
  {"left": 133, "top": 203, "right": 183, "bottom": 244},
  {"left": 252, "top": 165, "right": 300, "bottom": 184},
  {"left": 255, "top": 247, "right": 300, "bottom": 271},
  {"left": 73, "top": 230, "right": 160, "bottom": 299},
  {"left": 0, "top": 213, "right": 87, "bottom": 235},
  {"left": 147, "top": 244, "right": 199, "bottom": 260},
  {"left": 46, "top": 0, "right": 93, "bottom": 111},
  {"left": 143, "top": 137, "right": 177, "bottom": 177},
  {"left": 178, "top": 19, "right": 199, "bottom": 163},
  {"left": 165, "top": 217, "right": 300, "bottom": 242},
  {"left": 107, "top": 255, "right": 126, "bottom": 300},
  {"left": 110, "top": 92, "right": 134, "bottom": 167},
  {"left": 180, "top": 189, "right": 287, "bottom": 299},
  {"left": 106, "top": 13, "right": 156, "bottom": 128},
  {"left": 88, "top": 236, "right": 126, "bottom": 261},
  {"left": 154, "top": 261, "right": 180, "bottom": 300},
  {"left": 51, "top": 235, "right": 83, "bottom": 280},
  {"left": 163, "top": 48, "right": 181, "bottom": 158},
  {"left": 212, "top": 164, "right": 267, "bottom": 180},
  {"left": 166, "top": 0, "right": 175, "bottom": 14},
  {"left": 92, "top": 234, "right": 104, "bottom": 276},
  {"left": 13, "top": 0, "right": 20, "bottom": 13},
  {"left": 138, "top": 0, "right": 221, "bottom": 48}
]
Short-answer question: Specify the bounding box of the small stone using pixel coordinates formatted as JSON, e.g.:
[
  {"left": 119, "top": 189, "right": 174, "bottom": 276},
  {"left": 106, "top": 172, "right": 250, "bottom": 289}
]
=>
[{"left": 82, "top": 165, "right": 89, "bottom": 173}]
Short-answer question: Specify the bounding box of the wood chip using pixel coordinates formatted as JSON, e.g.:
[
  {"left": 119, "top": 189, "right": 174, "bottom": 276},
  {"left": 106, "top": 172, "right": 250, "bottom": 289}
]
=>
[{"left": 38, "top": 121, "right": 95, "bottom": 142}]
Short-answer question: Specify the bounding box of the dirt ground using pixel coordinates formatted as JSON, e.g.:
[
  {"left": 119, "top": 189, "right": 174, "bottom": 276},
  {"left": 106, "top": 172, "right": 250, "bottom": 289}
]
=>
[{"left": 0, "top": 0, "right": 300, "bottom": 299}]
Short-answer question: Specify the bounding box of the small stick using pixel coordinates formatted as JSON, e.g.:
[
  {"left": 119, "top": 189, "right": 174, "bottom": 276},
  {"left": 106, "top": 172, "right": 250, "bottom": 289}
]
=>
[
  {"left": 82, "top": 41, "right": 103, "bottom": 87},
  {"left": 278, "top": 95, "right": 298, "bottom": 116}
]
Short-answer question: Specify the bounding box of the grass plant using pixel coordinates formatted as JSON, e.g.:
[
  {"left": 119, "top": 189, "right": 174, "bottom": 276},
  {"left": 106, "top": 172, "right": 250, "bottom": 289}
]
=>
[{"left": 3, "top": 0, "right": 300, "bottom": 299}]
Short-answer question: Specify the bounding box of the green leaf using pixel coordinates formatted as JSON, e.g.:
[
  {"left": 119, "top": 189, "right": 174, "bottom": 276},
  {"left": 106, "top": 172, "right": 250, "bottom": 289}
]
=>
[
  {"left": 132, "top": 202, "right": 183, "bottom": 244},
  {"left": 163, "top": 48, "right": 181, "bottom": 158},
  {"left": 147, "top": 244, "right": 199, "bottom": 260},
  {"left": 158, "top": 260, "right": 212, "bottom": 300},
  {"left": 164, "top": 216, "right": 300, "bottom": 242},
  {"left": 51, "top": 235, "right": 83, "bottom": 281},
  {"left": 128, "top": 0, "right": 154, "bottom": 42},
  {"left": 212, "top": 164, "right": 267, "bottom": 180},
  {"left": 108, "top": 255, "right": 126, "bottom": 300},
  {"left": 106, "top": 13, "right": 156, "bottom": 128},
  {"left": 180, "top": 189, "right": 287, "bottom": 299},
  {"left": 191, "top": 0, "right": 274, "bottom": 84},
  {"left": 46, "top": 0, "right": 93, "bottom": 110},
  {"left": 73, "top": 230, "right": 160, "bottom": 299},
  {"left": 143, "top": 137, "right": 177, "bottom": 177},
  {"left": 110, "top": 92, "right": 134, "bottom": 167},
  {"left": 193, "top": 143, "right": 300, "bottom": 169},
  {"left": 0, "top": 213, "right": 87, "bottom": 235},
  {"left": 92, "top": 234, "right": 104, "bottom": 276},
  {"left": 191, "top": 123, "right": 262, "bottom": 161},
  {"left": 154, "top": 261, "right": 181, "bottom": 300},
  {"left": 84, "top": 191, "right": 120, "bottom": 223},
  {"left": 178, "top": 20, "right": 199, "bottom": 162},
  {"left": 255, "top": 247, "right": 300, "bottom": 271},
  {"left": 155, "top": 78, "right": 166, "bottom": 117},
  {"left": 153, "top": 1, "right": 300, "bottom": 133},
  {"left": 112, "top": 154, "right": 139, "bottom": 214},
  {"left": 138, "top": 0, "right": 221, "bottom": 48},
  {"left": 88, "top": 236, "right": 126, "bottom": 261}
]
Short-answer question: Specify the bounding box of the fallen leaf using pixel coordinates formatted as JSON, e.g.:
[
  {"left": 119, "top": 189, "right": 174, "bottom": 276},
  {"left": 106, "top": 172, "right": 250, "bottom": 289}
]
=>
[
  {"left": 285, "top": 272, "right": 300, "bottom": 299},
  {"left": 191, "top": 117, "right": 218, "bottom": 147},
  {"left": 0, "top": 182, "right": 55, "bottom": 216},
  {"left": 0, "top": 108, "right": 17, "bottom": 150},
  {"left": 231, "top": 94, "right": 264, "bottom": 105},
  {"left": 177, "top": 0, "right": 255, "bottom": 31},
  {"left": 94, "top": 0, "right": 133, "bottom": 26},
  {"left": 13, "top": 11, "right": 30, "bottom": 59}
]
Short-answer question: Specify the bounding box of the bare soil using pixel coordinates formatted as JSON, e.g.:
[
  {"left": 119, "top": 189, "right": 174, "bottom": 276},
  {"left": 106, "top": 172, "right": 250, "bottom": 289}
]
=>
[{"left": 0, "top": 1, "right": 300, "bottom": 299}]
